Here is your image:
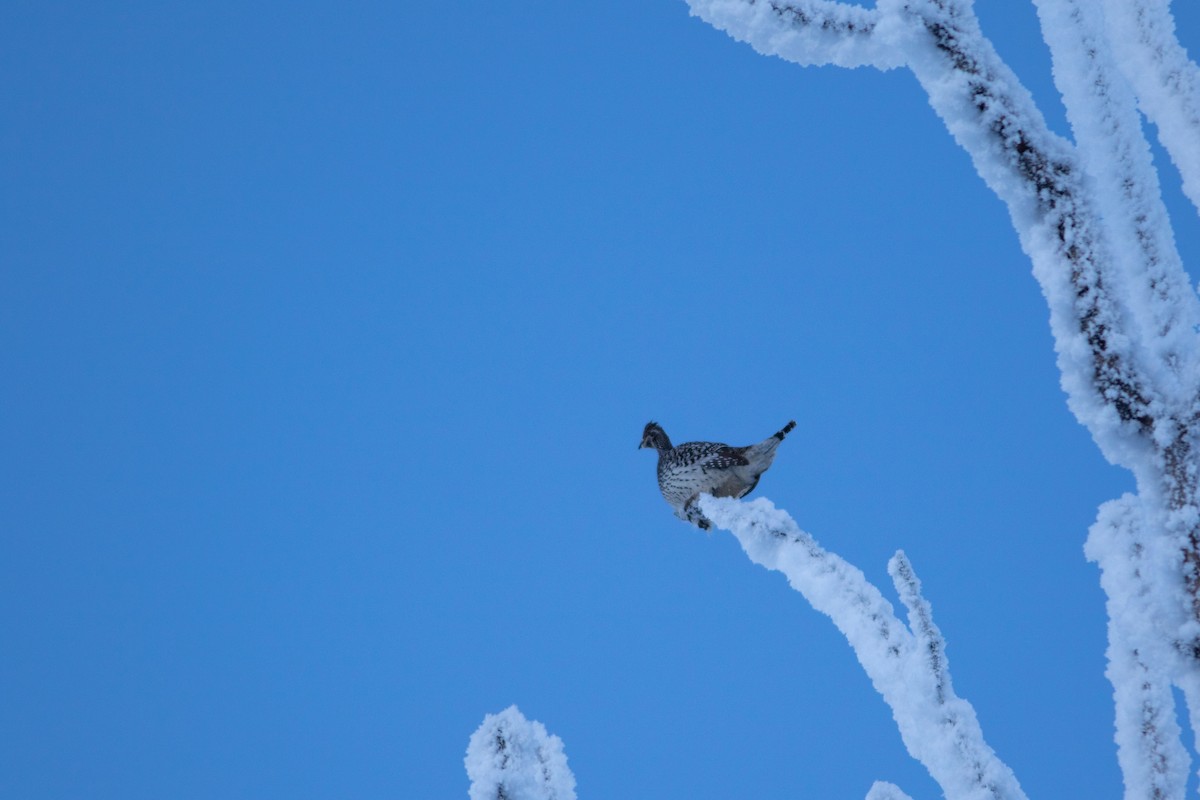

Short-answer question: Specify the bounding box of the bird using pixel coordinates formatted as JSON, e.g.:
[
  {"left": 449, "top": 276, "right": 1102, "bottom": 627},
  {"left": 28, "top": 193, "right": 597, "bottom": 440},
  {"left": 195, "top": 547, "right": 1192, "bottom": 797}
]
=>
[{"left": 639, "top": 419, "right": 796, "bottom": 530}]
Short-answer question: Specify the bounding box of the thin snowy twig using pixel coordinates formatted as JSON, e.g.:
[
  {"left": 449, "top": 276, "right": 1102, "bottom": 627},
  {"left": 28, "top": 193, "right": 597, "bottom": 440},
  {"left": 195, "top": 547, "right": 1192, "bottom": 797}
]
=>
[
  {"left": 465, "top": 706, "right": 577, "bottom": 800},
  {"left": 888, "top": 552, "right": 1024, "bottom": 800},
  {"left": 688, "top": 0, "right": 904, "bottom": 70},
  {"left": 1086, "top": 497, "right": 1190, "bottom": 800},
  {"left": 866, "top": 780, "right": 916, "bottom": 800},
  {"left": 700, "top": 494, "right": 1027, "bottom": 800},
  {"left": 890, "top": 552, "right": 949, "bottom": 705},
  {"left": 1100, "top": 0, "right": 1200, "bottom": 215}
]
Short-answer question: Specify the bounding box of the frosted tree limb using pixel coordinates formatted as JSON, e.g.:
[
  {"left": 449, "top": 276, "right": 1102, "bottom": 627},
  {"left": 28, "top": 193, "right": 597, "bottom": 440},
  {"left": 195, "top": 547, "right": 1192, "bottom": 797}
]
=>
[
  {"left": 1086, "top": 496, "right": 1190, "bottom": 800},
  {"left": 689, "top": 0, "right": 1200, "bottom": 649},
  {"left": 1100, "top": 0, "right": 1200, "bottom": 216},
  {"left": 693, "top": 0, "right": 1182, "bottom": 469},
  {"left": 882, "top": 0, "right": 1173, "bottom": 473},
  {"left": 866, "top": 782, "right": 916, "bottom": 800},
  {"left": 688, "top": 0, "right": 904, "bottom": 70},
  {"left": 686, "top": 0, "right": 1200, "bottom": 793},
  {"left": 699, "top": 494, "right": 1027, "bottom": 800},
  {"left": 1034, "top": 0, "right": 1199, "bottom": 393},
  {"left": 465, "top": 706, "right": 577, "bottom": 800}
]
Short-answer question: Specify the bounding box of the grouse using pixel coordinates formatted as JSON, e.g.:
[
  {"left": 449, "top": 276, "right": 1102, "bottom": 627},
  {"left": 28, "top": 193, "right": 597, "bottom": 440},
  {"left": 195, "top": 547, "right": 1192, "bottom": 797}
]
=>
[{"left": 639, "top": 420, "right": 797, "bottom": 530}]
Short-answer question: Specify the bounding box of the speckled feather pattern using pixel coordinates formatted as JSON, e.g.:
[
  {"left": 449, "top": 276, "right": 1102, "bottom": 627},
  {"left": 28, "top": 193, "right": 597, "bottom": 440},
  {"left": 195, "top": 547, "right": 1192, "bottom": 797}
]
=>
[{"left": 641, "top": 420, "right": 796, "bottom": 529}]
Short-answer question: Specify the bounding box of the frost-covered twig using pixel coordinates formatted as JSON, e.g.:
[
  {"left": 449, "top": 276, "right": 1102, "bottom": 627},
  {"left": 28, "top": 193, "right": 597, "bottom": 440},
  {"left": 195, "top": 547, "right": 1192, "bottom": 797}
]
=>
[
  {"left": 867, "top": 782, "right": 916, "bottom": 800},
  {"left": 690, "top": 0, "right": 903, "bottom": 69},
  {"left": 1099, "top": 0, "right": 1200, "bottom": 215},
  {"left": 699, "top": 494, "right": 1027, "bottom": 800},
  {"left": 465, "top": 706, "right": 577, "bottom": 800},
  {"left": 1086, "top": 496, "right": 1190, "bottom": 800}
]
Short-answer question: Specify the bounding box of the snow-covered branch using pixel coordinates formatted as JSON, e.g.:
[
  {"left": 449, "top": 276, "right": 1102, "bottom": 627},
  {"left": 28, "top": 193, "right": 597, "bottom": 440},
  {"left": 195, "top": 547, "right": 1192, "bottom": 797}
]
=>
[
  {"left": 689, "top": 0, "right": 903, "bottom": 69},
  {"left": 685, "top": 1, "right": 1200, "bottom": 791},
  {"left": 693, "top": 0, "right": 1192, "bottom": 469},
  {"left": 1099, "top": 0, "right": 1200, "bottom": 216},
  {"left": 888, "top": 0, "right": 1173, "bottom": 468},
  {"left": 699, "top": 494, "right": 1027, "bottom": 800},
  {"left": 466, "top": 3, "right": 1200, "bottom": 795},
  {"left": 867, "top": 782, "right": 916, "bottom": 800},
  {"left": 466, "top": 706, "right": 577, "bottom": 800},
  {"left": 1034, "top": 0, "right": 1199, "bottom": 390},
  {"left": 1086, "top": 495, "right": 1191, "bottom": 799}
]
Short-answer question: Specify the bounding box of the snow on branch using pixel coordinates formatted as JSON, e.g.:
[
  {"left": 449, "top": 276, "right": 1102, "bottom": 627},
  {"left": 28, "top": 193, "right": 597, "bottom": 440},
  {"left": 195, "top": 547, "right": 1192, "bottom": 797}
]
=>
[
  {"left": 688, "top": 0, "right": 904, "bottom": 70},
  {"left": 1034, "top": 0, "right": 1200, "bottom": 402},
  {"left": 1086, "top": 496, "right": 1191, "bottom": 799},
  {"left": 1100, "top": 0, "right": 1200, "bottom": 216},
  {"left": 698, "top": 494, "right": 1027, "bottom": 800},
  {"left": 890, "top": 0, "right": 1179, "bottom": 470},
  {"left": 866, "top": 782, "right": 916, "bottom": 800},
  {"left": 684, "top": 0, "right": 1200, "bottom": 795},
  {"left": 692, "top": 0, "right": 1186, "bottom": 471},
  {"left": 890, "top": 552, "right": 949, "bottom": 705},
  {"left": 465, "top": 706, "right": 577, "bottom": 800},
  {"left": 688, "top": 0, "right": 1200, "bottom": 651}
]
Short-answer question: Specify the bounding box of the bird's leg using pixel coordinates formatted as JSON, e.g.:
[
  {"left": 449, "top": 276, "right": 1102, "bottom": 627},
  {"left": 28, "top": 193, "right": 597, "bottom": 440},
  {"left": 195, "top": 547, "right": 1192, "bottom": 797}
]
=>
[{"left": 683, "top": 496, "right": 712, "bottom": 530}]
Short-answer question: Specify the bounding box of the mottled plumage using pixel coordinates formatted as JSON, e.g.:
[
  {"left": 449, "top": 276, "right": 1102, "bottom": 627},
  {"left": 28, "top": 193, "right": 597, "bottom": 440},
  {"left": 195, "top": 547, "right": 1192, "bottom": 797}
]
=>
[{"left": 639, "top": 420, "right": 796, "bottom": 529}]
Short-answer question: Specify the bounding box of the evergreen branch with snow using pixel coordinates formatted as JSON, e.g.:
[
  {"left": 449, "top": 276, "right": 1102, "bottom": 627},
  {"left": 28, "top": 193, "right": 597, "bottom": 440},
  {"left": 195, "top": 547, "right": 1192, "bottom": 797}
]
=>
[{"left": 699, "top": 494, "right": 1027, "bottom": 800}]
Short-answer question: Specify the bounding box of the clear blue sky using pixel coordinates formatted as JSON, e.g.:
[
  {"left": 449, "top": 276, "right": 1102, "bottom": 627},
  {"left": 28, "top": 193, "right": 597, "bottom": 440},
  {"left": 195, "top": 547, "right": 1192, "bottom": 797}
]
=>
[{"left": 3, "top": 2, "right": 1199, "bottom": 798}]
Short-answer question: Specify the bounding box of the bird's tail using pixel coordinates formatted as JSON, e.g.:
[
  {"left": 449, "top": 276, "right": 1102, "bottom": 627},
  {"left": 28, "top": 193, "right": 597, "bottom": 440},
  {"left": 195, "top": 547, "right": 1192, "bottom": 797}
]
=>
[
  {"left": 737, "top": 420, "right": 797, "bottom": 487},
  {"left": 745, "top": 420, "right": 796, "bottom": 467}
]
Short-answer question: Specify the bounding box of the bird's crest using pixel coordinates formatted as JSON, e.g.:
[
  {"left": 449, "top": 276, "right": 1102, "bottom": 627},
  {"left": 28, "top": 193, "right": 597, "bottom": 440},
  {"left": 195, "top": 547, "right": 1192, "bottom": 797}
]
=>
[{"left": 640, "top": 421, "right": 671, "bottom": 450}]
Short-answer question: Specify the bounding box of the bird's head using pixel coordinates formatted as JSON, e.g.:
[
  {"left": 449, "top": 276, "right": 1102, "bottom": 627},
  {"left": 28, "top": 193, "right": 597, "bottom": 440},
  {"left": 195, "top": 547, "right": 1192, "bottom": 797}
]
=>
[{"left": 639, "top": 421, "right": 671, "bottom": 451}]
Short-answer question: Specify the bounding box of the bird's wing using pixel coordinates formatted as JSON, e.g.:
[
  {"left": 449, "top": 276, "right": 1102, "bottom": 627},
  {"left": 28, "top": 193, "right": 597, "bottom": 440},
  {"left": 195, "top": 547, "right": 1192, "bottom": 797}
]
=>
[
  {"left": 669, "top": 441, "right": 739, "bottom": 468},
  {"left": 697, "top": 445, "right": 750, "bottom": 470}
]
